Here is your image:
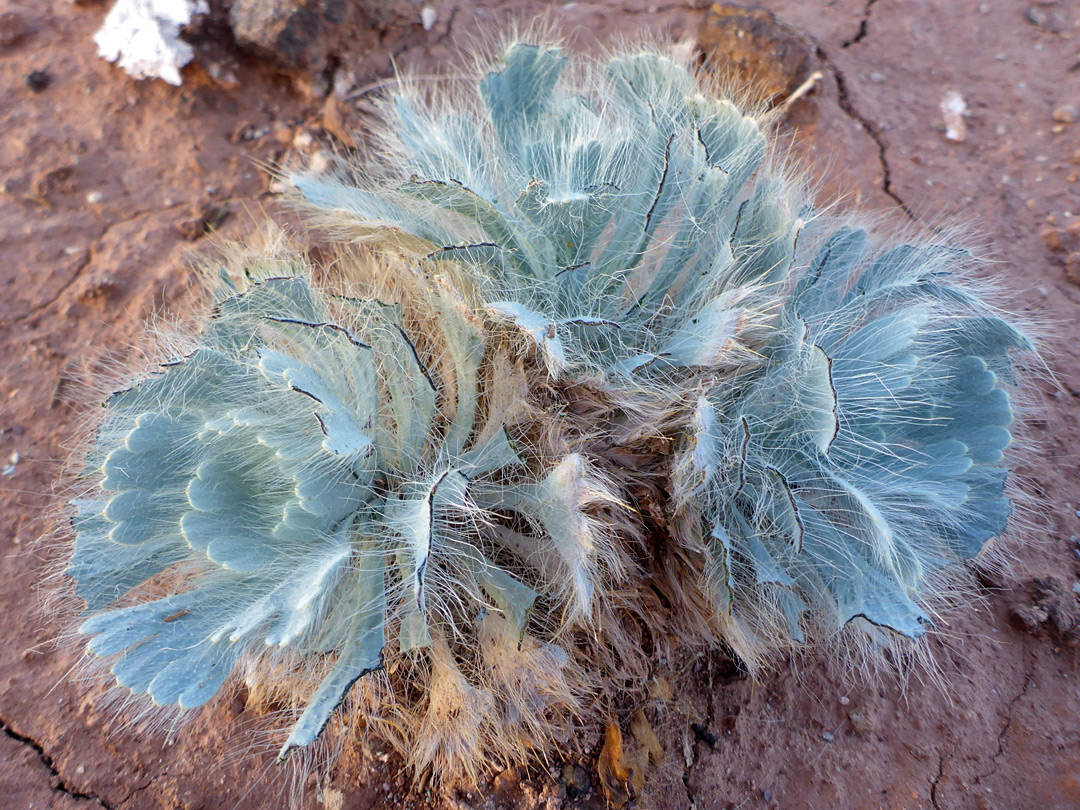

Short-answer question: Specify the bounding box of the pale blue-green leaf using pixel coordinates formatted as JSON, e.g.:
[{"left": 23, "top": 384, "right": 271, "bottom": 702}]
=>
[
  {"left": 457, "top": 544, "right": 537, "bottom": 643},
  {"left": 659, "top": 294, "right": 745, "bottom": 368},
  {"left": 400, "top": 179, "right": 538, "bottom": 274},
  {"left": 433, "top": 297, "right": 485, "bottom": 458},
  {"left": 801, "top": 344, "right": 839, "bottom": 454},
  {"left": 216, "top": 276, "right": 323, "bottom": 325},
  {"left": 476, "top": 454, "right": 598, "bottom": 617},
  {"left": 609, "top": 353, "right": 658, "bottom": 375},
  {"left": 479, "top": 44, "right": 567, "bottom": 156},
  {"left": 291, "top": 174, "right": 456, "bottom": 246},
  {"left": 387, "top": 470, "right": 471, "bottom": 651},
  {"left": 278, "top": 548, "right": 387, "bottom": 758},
  {"left": 801, "top": 519, "right": 927, "bottom": 638},
  {"left": 691, "top": 397, "right": 721, "bottom": 485},
  {"left": 459, "top": 428, "right": 524, "bottom": 476},
  {"left": 340, "top": 300, "right": 437, "bottom": 470},
  {"left": 707, "top": 522, "right": 735, "bottom": 611}
]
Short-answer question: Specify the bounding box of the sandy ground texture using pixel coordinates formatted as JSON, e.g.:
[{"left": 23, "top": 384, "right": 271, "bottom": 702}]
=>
[{"left": 2, "top": 1, "right": 1079, "bottom": 809}]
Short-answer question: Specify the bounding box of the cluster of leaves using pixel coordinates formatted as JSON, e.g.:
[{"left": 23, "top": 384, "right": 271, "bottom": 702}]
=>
[
  {"left": 70, "top": 254, "right": 619, "bottom": 765},
  {"left": 684, "top": 230, "right": 1027, "bottom": 658},
  {"left": 295, "top": 42, "right": 1030, "bottom": 662},
  {"left": 67, "top": 41, "right": 1031, "bottom": 776},
  {"left": 295, "top": 45, "right": 784, "bottom": 379}
]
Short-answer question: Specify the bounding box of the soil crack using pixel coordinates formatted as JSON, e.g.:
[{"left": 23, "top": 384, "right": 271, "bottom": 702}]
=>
[
  {"left": 929, "top": 753, "right": 946, "bottom": 810},
  {"left": 436, "top": 5, "right": 459, "bottom": 45},
  {"left": 116, "top": 773, "right": 159, "bottom": 810},
  {"left": 815, "top": 45, "right": 917, "bottom": 221},
  {"left": 975, "top": 658, "right": 1036, "bottom": 782},
  {"left": 0, "top": 714, "right": 117, "bottom": 809},
  {"left": 13, "top": 251, "right": 91, "bottom": 325},
  {"left": 12, "top": 199, "right": 196, "bottom": 324},
  {"left": 841, "top": 0, "right": 881, "bottom": 48}
]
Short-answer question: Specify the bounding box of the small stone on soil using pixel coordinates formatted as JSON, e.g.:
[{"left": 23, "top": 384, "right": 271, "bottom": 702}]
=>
[
  {"left": 1023, "top": 4, "right": 1066, "bottom": 32},
  {"left": 847, "top": 708, "right": 874, "bottom": 735},
  {"left": 1009, "top": 577, "right": 1080, "bottom": 643},
  {"left": 420, "top": 5, "right": 436, "bottom": 31},
  {"left": 940, "top": 90, "right": 968, "bottom": 142},
  {"left": 0, "top": 10, "right": 28, "bottom": 47},
  {"left": 1040, "top": 225, "right": 1065, "bottom": 252},
  {"left": 1025, "top": 6, "right": 1049, "bottom": 27},
  {"left": 559, "top": 764, "right": 591, "bottom": 798},
  {"left": 25, "top": 69, "right": 51, "bottom": 92},
  {"left": 1053, "top": 104, "right": 1077, "bottom": 124},
  {"left": 698, "top": 4, "right": 814, "bottom": 107},
  {"left": 1066, "top": 253, "right": 1080, "bottom": 286},
  {"left": 691, "top": 722, "right": 719, "bottom": 747},
  {"left": 177, "top": 201, "right": 230, "bottom": 240}
]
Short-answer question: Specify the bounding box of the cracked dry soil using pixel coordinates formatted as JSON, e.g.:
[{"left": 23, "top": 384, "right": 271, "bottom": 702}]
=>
[{"left": 2, "top": 2, "right": 1080, "bottom": 809}]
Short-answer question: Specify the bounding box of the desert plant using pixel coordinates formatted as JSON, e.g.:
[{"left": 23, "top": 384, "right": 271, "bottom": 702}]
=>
[
  {"left": 293, "top": 41, "right": 1032, "bottom": 664},
  {"left": 674, "top": 226, "right": 1031, "bottom": 664},
  {"left": 67, "top": 249, "right": 627, "bottom": 776},
  {"left": 61, "top": 37, "right": 1033, "bottom": 791},
  {"left": 293, "top": 43, "right": 789, "bottom": 379}
]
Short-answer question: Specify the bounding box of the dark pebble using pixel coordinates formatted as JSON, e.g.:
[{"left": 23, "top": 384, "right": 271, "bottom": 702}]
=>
[
  {"left": 26, "top": 69, "right": 50, "bottom": 92},
  {"left": 691, "top": 722, "right": 719, "bottom": 747},
  {"left": 1024, "top": 6, "right": 1047, "bottom": 27},
  {"left": 559, "top": 763, "right": 591, "bottom": 799}
]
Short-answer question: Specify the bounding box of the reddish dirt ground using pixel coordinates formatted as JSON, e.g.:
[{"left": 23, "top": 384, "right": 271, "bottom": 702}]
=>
[{"left": 1, "top": 2, "right": 1079, "bottom": 809}]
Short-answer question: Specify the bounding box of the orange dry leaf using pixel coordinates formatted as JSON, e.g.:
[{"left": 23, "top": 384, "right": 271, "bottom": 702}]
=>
[
  {"left": 597, "top": 711, "right": 665, "bottom": 807},
  {"left": 598, "top": 722, "right": 633, "bottom": 806}
]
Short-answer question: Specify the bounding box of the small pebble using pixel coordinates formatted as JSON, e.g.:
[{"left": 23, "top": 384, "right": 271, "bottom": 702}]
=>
[
  {"left": 293, "top": 130, "right": 314, "bottom": 150},
  {"left": 420, "top": 5, "right": 437, "bottom": 31},
  {"left": 839, "top": 695, "right": 850, "bottom": 705},
  {"left": 0, "top": 10, "right": 29, "bottom": 47},
  {"left": 25, "top": 69, "right": 50, "bottom": 92},
  {"left": 821, "top": 731, "right": 834, "bottom": 742},
  {"left": 763, "top": 789, "right": 774, "bottom": 801},
  {"left": 1024, "top": 6, "right": 1048, "bottom": 28},
  {"left": 1053, "top": 105, "right": 1076, "bottom": 125}
]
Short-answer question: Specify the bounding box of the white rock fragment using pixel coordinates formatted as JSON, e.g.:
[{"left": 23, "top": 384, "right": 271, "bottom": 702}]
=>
[
  {"left": 93, "top": 0, "right": 208, "bottom": 86},
  {"left": 420, "top": 5, "right": 437, "bottom": 32},
  {"left": 940, "top": 90, "right": 968, "bottom": 142}
]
